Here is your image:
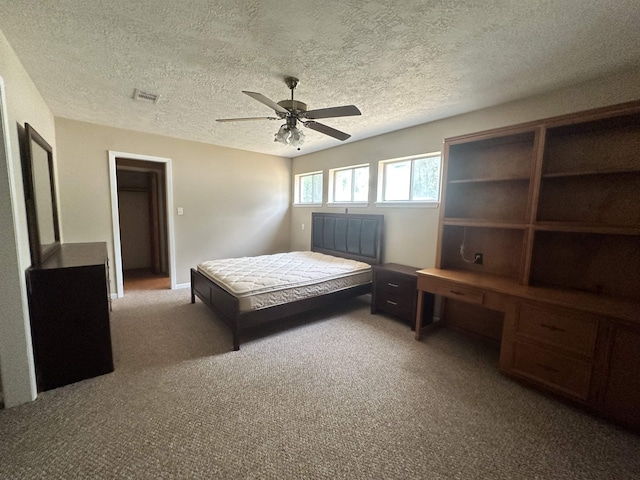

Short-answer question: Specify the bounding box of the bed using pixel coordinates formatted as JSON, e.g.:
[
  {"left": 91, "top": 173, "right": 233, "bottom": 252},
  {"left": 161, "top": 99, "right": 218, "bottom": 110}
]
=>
[{"left": 190, "top": 212, "right": 384, "bottom": 350}]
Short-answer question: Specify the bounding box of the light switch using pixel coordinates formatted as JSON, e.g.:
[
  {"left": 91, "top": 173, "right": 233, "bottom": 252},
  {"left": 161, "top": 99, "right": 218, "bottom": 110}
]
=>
[
  {"left": 301, "top": 223, "right": 305, "bottom": 231},
  {"left": 177, "top": 207, "right": 184, "bottom": 216}
]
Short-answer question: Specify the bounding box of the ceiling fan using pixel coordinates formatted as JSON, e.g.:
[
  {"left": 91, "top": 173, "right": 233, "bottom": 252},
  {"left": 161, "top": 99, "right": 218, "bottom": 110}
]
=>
[{"left": 216, "top": 77, "right": 361, "bottom": 148}]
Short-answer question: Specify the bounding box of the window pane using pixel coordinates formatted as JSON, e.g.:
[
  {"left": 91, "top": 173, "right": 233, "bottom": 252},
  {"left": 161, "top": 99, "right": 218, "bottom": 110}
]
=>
[
  {"left": 412, "top": 157, "right": 440, "bottom": 200},
  {"left": 384, "top": 161, "right": 410, "bottom": 200},
  {"left": 300, "top": 175, "right": 313, "bottom": 203},
  {"left": 353, "top": 167, "right": 369, "bottom": 202},
  {"left": 334, "top": 170, "right": 352, "bottom": 202},
  {"left": 312, "top": 173, "right": 322, "bottom": 203}
]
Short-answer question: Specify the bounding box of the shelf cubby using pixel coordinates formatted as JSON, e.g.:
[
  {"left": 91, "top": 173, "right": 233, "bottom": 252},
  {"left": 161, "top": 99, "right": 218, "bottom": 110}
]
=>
[
  {"left": 444, "top": 179, "right": 530, "bottom": 223},
  {"left": 530, "top": 231, "right": 640, "bottom": 302},
  {"left": 447, "top": 131, "right": 536, "bottom": 182},
  {"left": 536, "top": 171, "right": 640, "bottom": 226},
  {"left": 440, "top": 225, "right": 526, "bottom": 280},
  {"left": 543, "top": 113, "right": 640, "bottom": 176}
]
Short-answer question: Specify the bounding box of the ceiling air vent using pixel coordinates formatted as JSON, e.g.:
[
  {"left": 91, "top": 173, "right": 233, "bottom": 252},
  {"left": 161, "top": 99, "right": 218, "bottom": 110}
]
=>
[{"left": 133, "top": 89, "right": 160, "bottom": 104}]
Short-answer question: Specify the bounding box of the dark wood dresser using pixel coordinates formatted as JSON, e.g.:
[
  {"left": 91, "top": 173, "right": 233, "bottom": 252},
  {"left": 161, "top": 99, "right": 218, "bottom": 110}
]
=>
[
  {"left": 371, "top": 263, "right": 434, "bottom": 330},
  {"left": 26, "top": 242, "right": 114, "bottom": 391}
]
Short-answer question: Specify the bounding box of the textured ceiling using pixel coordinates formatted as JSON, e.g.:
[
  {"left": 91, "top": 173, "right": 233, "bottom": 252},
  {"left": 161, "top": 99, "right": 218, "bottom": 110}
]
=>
[{"left": 1, "top": 1, "right": 639, "bottom": 157}]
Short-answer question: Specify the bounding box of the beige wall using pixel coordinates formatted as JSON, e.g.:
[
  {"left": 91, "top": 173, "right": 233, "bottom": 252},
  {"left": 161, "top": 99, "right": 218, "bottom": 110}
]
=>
[
  {"left": 291, "top": 66, "right": 640, "bottom": 269},
  {"left": 54, "top": 119, "right": 292, "bottom": 288},
  {"left": 0, "top": 31, "right": 56, "bottom": 406}
]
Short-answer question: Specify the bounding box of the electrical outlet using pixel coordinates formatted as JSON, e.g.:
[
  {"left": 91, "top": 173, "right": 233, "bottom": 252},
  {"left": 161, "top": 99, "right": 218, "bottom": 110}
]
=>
[{"left": 474, "top": 253, "right": 483, "bottom": 265}]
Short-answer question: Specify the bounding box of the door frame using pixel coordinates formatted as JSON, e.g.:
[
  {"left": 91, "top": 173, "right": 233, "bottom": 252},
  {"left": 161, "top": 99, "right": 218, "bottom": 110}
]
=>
[{"left": 108, "top": 151, "right": 176, "bottom": 297}]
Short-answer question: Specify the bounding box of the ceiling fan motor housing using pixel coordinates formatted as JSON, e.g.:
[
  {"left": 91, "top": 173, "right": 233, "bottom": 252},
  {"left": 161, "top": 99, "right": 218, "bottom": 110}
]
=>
[{"left": 276, "top": 99, "right": 308, "bottom": 117}]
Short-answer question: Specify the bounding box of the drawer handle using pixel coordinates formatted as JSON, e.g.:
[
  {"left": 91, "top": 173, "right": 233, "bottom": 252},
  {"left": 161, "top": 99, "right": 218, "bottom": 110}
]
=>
[
  {"left": 540, "top": 323, "right": 566, "bottom": 333},
  {"left": 386, "top": 300, "right": 398, "bottom": 306},
  {"left": 450, "top": 290, "right": 466, "bottom": 296},
  {"left": 536, "top": 363, "right": 560, "bottom": 374},
  {"left": 387, "top": 283, "right": 399, "bottom": 288}
]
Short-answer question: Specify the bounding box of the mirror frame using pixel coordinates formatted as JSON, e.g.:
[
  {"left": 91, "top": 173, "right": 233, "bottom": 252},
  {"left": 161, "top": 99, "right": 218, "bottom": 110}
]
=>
[{"left": 21, "top": 123, "right": 60, "bottom": 266}]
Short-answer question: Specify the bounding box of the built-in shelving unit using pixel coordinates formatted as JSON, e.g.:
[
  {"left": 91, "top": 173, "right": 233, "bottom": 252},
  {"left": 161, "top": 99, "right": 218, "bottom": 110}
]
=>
[{"left": 416, "top": 100, "right": 640, "bottom": 430}]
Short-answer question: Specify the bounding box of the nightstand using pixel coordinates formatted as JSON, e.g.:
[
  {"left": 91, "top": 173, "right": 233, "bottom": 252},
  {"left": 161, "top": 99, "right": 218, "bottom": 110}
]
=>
[{"left": 371, "top": 263, "right": 434, "bottom": 330}]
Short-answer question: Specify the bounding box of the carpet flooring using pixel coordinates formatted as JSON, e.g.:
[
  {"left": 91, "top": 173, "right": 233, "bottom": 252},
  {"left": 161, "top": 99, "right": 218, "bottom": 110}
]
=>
[{"left": 0, "top": 288, "right": 639, "bottom": 479}]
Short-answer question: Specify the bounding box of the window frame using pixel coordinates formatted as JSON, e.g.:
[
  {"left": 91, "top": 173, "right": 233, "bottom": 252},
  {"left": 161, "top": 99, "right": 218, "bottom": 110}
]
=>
[
  {"left": 327, "top": 163, "right": 370, "bottom": 206},
  {"left": 293, "top": 170, "right": 323, "bottom": 206},
  {"left": 376, "top": 153, "right": 441, "bottom": 207}
]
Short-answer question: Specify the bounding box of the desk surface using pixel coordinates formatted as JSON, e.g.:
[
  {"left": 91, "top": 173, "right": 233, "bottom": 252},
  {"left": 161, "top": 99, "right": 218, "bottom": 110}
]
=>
[{"left": 416, "top": 268, "right": 640, "bottom": 324}]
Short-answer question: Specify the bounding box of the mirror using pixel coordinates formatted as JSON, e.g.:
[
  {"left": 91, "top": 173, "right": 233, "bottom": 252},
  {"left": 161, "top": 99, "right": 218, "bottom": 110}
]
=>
[{"left": 21, "top": 123, "right": 60, "bottom": 265}]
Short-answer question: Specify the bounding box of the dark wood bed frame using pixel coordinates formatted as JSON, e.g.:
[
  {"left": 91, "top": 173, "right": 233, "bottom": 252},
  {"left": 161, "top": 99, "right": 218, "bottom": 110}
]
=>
[{"left": 191, "top": 212, "right": 384, "bottom": 350}]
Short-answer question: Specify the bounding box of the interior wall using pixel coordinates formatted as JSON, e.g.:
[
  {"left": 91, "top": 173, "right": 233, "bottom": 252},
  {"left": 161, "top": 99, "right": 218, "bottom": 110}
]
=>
[
  {"left": 291, "top": 65, "right": 640, "bottom": 269},
  {"left": 0, "top": 30, "right": 56, "bottom": 407},
  {"left": 54, "top": 119, "right": 292, "bottom": 289}
]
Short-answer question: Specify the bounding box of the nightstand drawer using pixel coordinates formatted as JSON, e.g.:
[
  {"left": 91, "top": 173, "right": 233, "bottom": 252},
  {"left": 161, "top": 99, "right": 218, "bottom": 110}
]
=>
[
  {"left": 375, "top": 295, "right": 414, "bottom": 320},
  {"left": 376, "top": 269, "right": 416, "bottom": 296},
  {"left": 515, "top": 303, "right": 599, "bottom": 358},
  {"left": 511, "top": 342, "right": 592, "bottom": 400}
]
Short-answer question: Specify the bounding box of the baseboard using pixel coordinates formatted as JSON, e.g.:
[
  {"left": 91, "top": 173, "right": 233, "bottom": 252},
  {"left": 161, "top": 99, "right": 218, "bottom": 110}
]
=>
[{"left": 174, "top": 283, "right": 190, "bottom": 290}]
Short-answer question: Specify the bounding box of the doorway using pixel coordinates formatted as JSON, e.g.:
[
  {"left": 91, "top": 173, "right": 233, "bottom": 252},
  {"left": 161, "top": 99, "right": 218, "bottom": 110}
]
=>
[
  {"left": 108, "top": 151, "right": 176, "bottom": 297},
  {"left": 116, "top": 162, "right": 169, "bottom": 291}
]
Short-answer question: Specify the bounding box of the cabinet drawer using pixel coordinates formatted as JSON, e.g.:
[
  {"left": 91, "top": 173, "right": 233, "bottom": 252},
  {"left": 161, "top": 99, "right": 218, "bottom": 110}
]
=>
[
  {"left": 515, "top": 303, "right": 598, "bottom": 358},
  {"left": 511, "top": 342, "right": 592, "bottom": 400},
  {"left": 430, "top": 281, "right": 484, "bottom": 305}
]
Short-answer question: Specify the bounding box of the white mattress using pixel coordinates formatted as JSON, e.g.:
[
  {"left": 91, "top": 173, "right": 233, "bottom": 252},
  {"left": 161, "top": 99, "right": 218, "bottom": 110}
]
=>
[{"left": 197, "top": 251, "right": 372, "bottom": 312}]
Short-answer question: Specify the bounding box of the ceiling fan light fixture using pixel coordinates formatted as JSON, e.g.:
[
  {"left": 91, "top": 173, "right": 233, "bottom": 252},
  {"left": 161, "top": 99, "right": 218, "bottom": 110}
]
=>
[
  {"left": 274, "top": 124, "right": 305, "bottom": 147},
  {"left": 290, "top": 127, "right": 305, "bottom": 145}
]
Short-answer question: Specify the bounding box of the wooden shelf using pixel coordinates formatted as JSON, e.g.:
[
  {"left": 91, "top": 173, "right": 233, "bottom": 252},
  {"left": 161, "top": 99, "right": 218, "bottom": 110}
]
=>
[
  {"left": 442, "top": 219, "right": 529, "bottom": 229},
  {"left": 448, "top": 177, "right": 530, "bottom": 184},
  {"left": 542, "top": 168, "right": 640, "bottom": 179},
  {"left": 534, "top": 222, "right": 640, "bottom": 236}
]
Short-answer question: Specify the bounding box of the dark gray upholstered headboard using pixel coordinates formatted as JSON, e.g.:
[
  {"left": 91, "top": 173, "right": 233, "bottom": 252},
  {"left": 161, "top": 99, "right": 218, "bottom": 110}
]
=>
[{"left": 311, "top": 212, "right": 384, "bottom": 265}]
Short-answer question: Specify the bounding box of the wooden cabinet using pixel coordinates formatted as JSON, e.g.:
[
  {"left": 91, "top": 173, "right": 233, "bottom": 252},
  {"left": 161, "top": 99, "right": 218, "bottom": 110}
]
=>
[
  {"left": 502, "top": 301, "right": 601, "bottom": 401},
  {"left": 371, "top": 263, "right": 433, "bottom": 329},
  {"left": 597, "top": 323, "right": 640, "bottom": 427},
  {"left": 26, "top": 242, "right": 114, "bottom": 391},
  {"left": 416, "top": 100, "right": 640, "bottom": 430}
]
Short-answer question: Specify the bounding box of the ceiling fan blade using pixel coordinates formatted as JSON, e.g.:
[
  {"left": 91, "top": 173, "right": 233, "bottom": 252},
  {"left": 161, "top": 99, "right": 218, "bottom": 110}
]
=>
[
  {"left": 242, "top": 91, "right": 289, "bottom": 114},
  {"left": 304, "top": 121, "right": 351, "bottom": 141},
  {"left": 216, "top": 116, "right": 278, "bottom": 122},
  {"left": 303, "top": 105, "right": 361, "bottom": 120}
]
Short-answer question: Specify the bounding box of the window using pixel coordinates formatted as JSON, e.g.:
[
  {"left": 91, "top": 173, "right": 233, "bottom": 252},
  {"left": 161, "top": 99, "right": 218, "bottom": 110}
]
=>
[
  {"left": 377, "top": 153, "right": 441, "bottom": 204},
  {"left": 328, "top": 164, "right": 369, "bottom": 204},
  {"left": 294, "top": 171, "right": 323, "bottom": 205}
]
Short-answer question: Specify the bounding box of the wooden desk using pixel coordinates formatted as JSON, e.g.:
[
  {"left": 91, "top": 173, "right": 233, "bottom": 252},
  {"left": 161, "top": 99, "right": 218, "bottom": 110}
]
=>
[{"left": 414, "top": 267, "right": 640, "bottom": 430}]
